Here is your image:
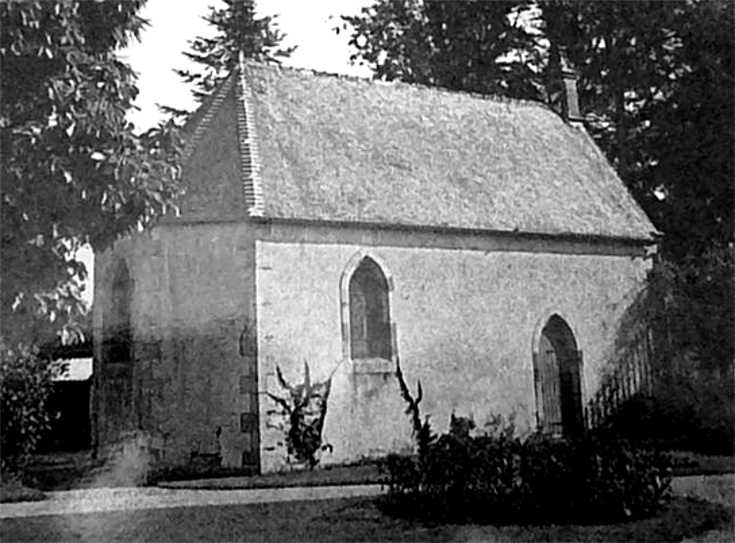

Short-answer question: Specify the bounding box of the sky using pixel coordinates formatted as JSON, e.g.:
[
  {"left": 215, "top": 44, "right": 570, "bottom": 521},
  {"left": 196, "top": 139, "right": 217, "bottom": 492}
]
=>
[{"left": 81, "top": 0, "right": 373, "bottom": 304}]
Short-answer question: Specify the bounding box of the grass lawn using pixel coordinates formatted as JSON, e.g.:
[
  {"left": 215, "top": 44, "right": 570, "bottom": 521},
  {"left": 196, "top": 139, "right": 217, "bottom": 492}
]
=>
[
  {"left": 19, "top": 448, "right": 733, "bottom": 492},
  {"left": 158, "top": 463, "right": 383, "bottom": 490},
  {"left": 412, "top": 497, "right": 733, "bottom": 542},
  {"left": 669, "top": 452, "right": 735, "bottom": 476},
  {"left": 6, "top": 448, "right": 731, "bottom": 541},
  {"left": 20, "top": 451, "right": 104, "bottom": 491},
  {"left": 1, "top": 495, "right": 731, "bottom": 542},
  {"left": 157, "top": 450, "right": 734, "bottom": 489}
]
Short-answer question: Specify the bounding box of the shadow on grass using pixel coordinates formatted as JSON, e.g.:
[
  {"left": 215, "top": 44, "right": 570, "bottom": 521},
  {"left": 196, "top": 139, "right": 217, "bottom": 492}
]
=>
[
  {"left": 0, "top": 475, "right": 46, "bottom": 504},
  {"left": 21, "top": 451, "right": 104, "bottom": 491},
  {"left": 156, "top": 463, "right": 383, "bottom": 490},
  {"left": 1, "top": 495, "right": 730, "bottom": 542},
  {"left": 322, "top": 496, "right": 733, "bottom": 542}
]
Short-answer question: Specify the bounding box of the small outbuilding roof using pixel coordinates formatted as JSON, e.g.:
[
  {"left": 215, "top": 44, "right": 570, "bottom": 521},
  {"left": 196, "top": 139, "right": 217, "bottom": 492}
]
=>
[
  {"left": 52, "top": 357, "right": 93, "bottom": 382},
  {"left": 179, "top": 61, "right": 657, "bottom": 242}
]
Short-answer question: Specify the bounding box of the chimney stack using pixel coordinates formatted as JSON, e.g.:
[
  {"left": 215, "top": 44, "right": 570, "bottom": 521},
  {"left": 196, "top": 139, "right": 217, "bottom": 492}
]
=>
[{"left": 559, "top": 51, "right": 585, "bottom": 124}]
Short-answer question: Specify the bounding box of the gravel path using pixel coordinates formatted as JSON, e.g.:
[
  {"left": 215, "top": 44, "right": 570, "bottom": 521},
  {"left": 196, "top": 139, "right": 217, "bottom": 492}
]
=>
[
  {"left": 672, "top": 474, "right": 734, "bottom": 543},
  {"left": 671, "top": 474, "right": 735, "bottom": 508},
  {"left": 0, "top": 484, "right": 383, "bottom": 519}
]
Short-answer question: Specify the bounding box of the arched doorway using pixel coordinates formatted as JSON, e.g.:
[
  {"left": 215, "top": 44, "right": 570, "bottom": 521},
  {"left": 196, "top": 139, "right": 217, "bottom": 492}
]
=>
[
  {"left": 102, "top": 260, "right": 134, "bottom": 434},
  {"left": 533, "top": 315, "right": 584, "bottom": 437}
]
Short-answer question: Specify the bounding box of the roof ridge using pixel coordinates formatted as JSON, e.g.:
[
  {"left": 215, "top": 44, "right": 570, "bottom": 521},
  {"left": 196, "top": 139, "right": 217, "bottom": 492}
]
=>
[
  {"left": 240, "top": 59, "right": 553, "bottom": 113},
  {"left": 237, "top": 53, "right": 265, "bottom": 217}
]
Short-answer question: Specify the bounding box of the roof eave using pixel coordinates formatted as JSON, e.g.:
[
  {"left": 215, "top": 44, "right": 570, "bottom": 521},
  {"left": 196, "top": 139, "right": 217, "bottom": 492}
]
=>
[{"left": 247, "top": 215, "right": 659, "bottom": 247}]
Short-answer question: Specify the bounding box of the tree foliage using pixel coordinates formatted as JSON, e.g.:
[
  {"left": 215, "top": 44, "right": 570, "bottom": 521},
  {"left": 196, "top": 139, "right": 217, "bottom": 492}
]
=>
[
  {"left": 636, "top": 0, "right": 734, "bottom": 261},
  {"left": 340, "top": 0, "right": 539, "bottom": 98},
  {"left": 0, "top": 342, "right": 60, "bottom": 472},
  {"left": 643, "top": 248, "right": 734, "bottom": 376},
  {"left": 167, "top": 0, "right": 294, "bottom": 114},
  {"left": 539, "top": 0, "right": 733, "bottom": 260},
  {"left": 0, "top": 0, "right": 183, "bottom": 345}
]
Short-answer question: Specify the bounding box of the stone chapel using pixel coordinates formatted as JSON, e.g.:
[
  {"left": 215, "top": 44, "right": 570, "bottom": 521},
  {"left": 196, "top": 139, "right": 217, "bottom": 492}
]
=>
[{"left": 93, "top": 59, "right": 658, "bottom": 473}]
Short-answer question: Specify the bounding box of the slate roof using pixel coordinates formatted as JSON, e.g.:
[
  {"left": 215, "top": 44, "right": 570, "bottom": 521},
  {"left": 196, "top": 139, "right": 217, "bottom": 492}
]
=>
[{"left": 180, "top": 60, "right": 658, "bottom": 242}]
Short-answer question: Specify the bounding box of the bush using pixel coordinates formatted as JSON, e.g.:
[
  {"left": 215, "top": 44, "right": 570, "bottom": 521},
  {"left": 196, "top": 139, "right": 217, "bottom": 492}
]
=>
[
  {"left": 0, "top": 341, "right": 60, "bottom": 473},
  {"left": 605, "top": 249, "right": 734, "bottom": 457},
  {"left": 0, "top": 472, "right": 46, "bottom": 503},
  {"left": 380, "top": 415, "right": 672, "bottom": 525},
  {"left": 606, "top": 383, "right": 734, "bottom": 456}
]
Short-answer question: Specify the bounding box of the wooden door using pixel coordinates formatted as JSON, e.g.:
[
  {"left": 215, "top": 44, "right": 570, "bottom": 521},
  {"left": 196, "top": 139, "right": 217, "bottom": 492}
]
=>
[
  {"left": 535, "top": 332, "right": 563, "bottom": 435},
  {"left": 559, "top": 350, "right": 584, "bottom": 436}
]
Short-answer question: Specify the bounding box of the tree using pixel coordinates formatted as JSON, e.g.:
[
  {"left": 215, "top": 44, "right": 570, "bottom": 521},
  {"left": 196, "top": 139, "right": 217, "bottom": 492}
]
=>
[
  {"left": 1, "top": 0, "right": 183, "bottom": 347},
  {"left": 538, "top": 0, "right": 733, "bottom": 260},
  {"left": 339, "top": 0, "right": 539, "bottom": 99},
  {"left": 0, "top": 341, "right": 60, "bottom": 471},
  {"left": 540, "top": 2, "right": 679, "bottom": 176},
  {"left": 638, "top": 0, "right": 733, "bottom": 260},
  {"left": 167, "top": 0, "right": 294, "bottom": 115}
]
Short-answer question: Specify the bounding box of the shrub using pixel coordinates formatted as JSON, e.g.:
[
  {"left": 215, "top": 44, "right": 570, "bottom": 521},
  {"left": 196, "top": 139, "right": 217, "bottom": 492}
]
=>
[
  {"left": 606, "top": 249, "right": 734, "bottom": 456},
  {"left": 606, "top": 384, "right": 734, "bottom": 456},
  {"left": 0, "top": 472, "right": 46, "bottom": 503},
  {"left": 0, "top": 341, "right": 60, "bottom": 473},
  {"left": 380, "top": 415, "right": 672, "bottom": 525}
]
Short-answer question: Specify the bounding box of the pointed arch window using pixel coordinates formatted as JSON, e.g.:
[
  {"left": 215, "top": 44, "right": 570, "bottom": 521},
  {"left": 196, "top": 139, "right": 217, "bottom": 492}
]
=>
[
  {"left": 349, "top": 258, "right": 392, "bottom": 360},
  {"left": 104, "top": 261, "right": 132, "bottom": 365}
]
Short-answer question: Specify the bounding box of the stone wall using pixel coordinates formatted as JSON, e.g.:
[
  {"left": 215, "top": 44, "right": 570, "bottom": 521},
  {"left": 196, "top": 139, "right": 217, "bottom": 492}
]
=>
[
  {"left": 94, "top": 223, "right": 259, "bottom": 469},
  {"left": 94, "top": 219, "right": 652, "bottom": 473},
  {"left": 255, "top": 235, "right": 651, "bottom": 471}
]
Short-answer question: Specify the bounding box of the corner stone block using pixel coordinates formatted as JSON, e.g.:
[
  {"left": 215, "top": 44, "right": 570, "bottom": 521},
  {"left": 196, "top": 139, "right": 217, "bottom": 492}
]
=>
[
  {"left": 239, "top": 375, "right": 257, "bottom": 394},
  {"left": 240, "top": 413, "right": 258, "bottom": 433}
]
